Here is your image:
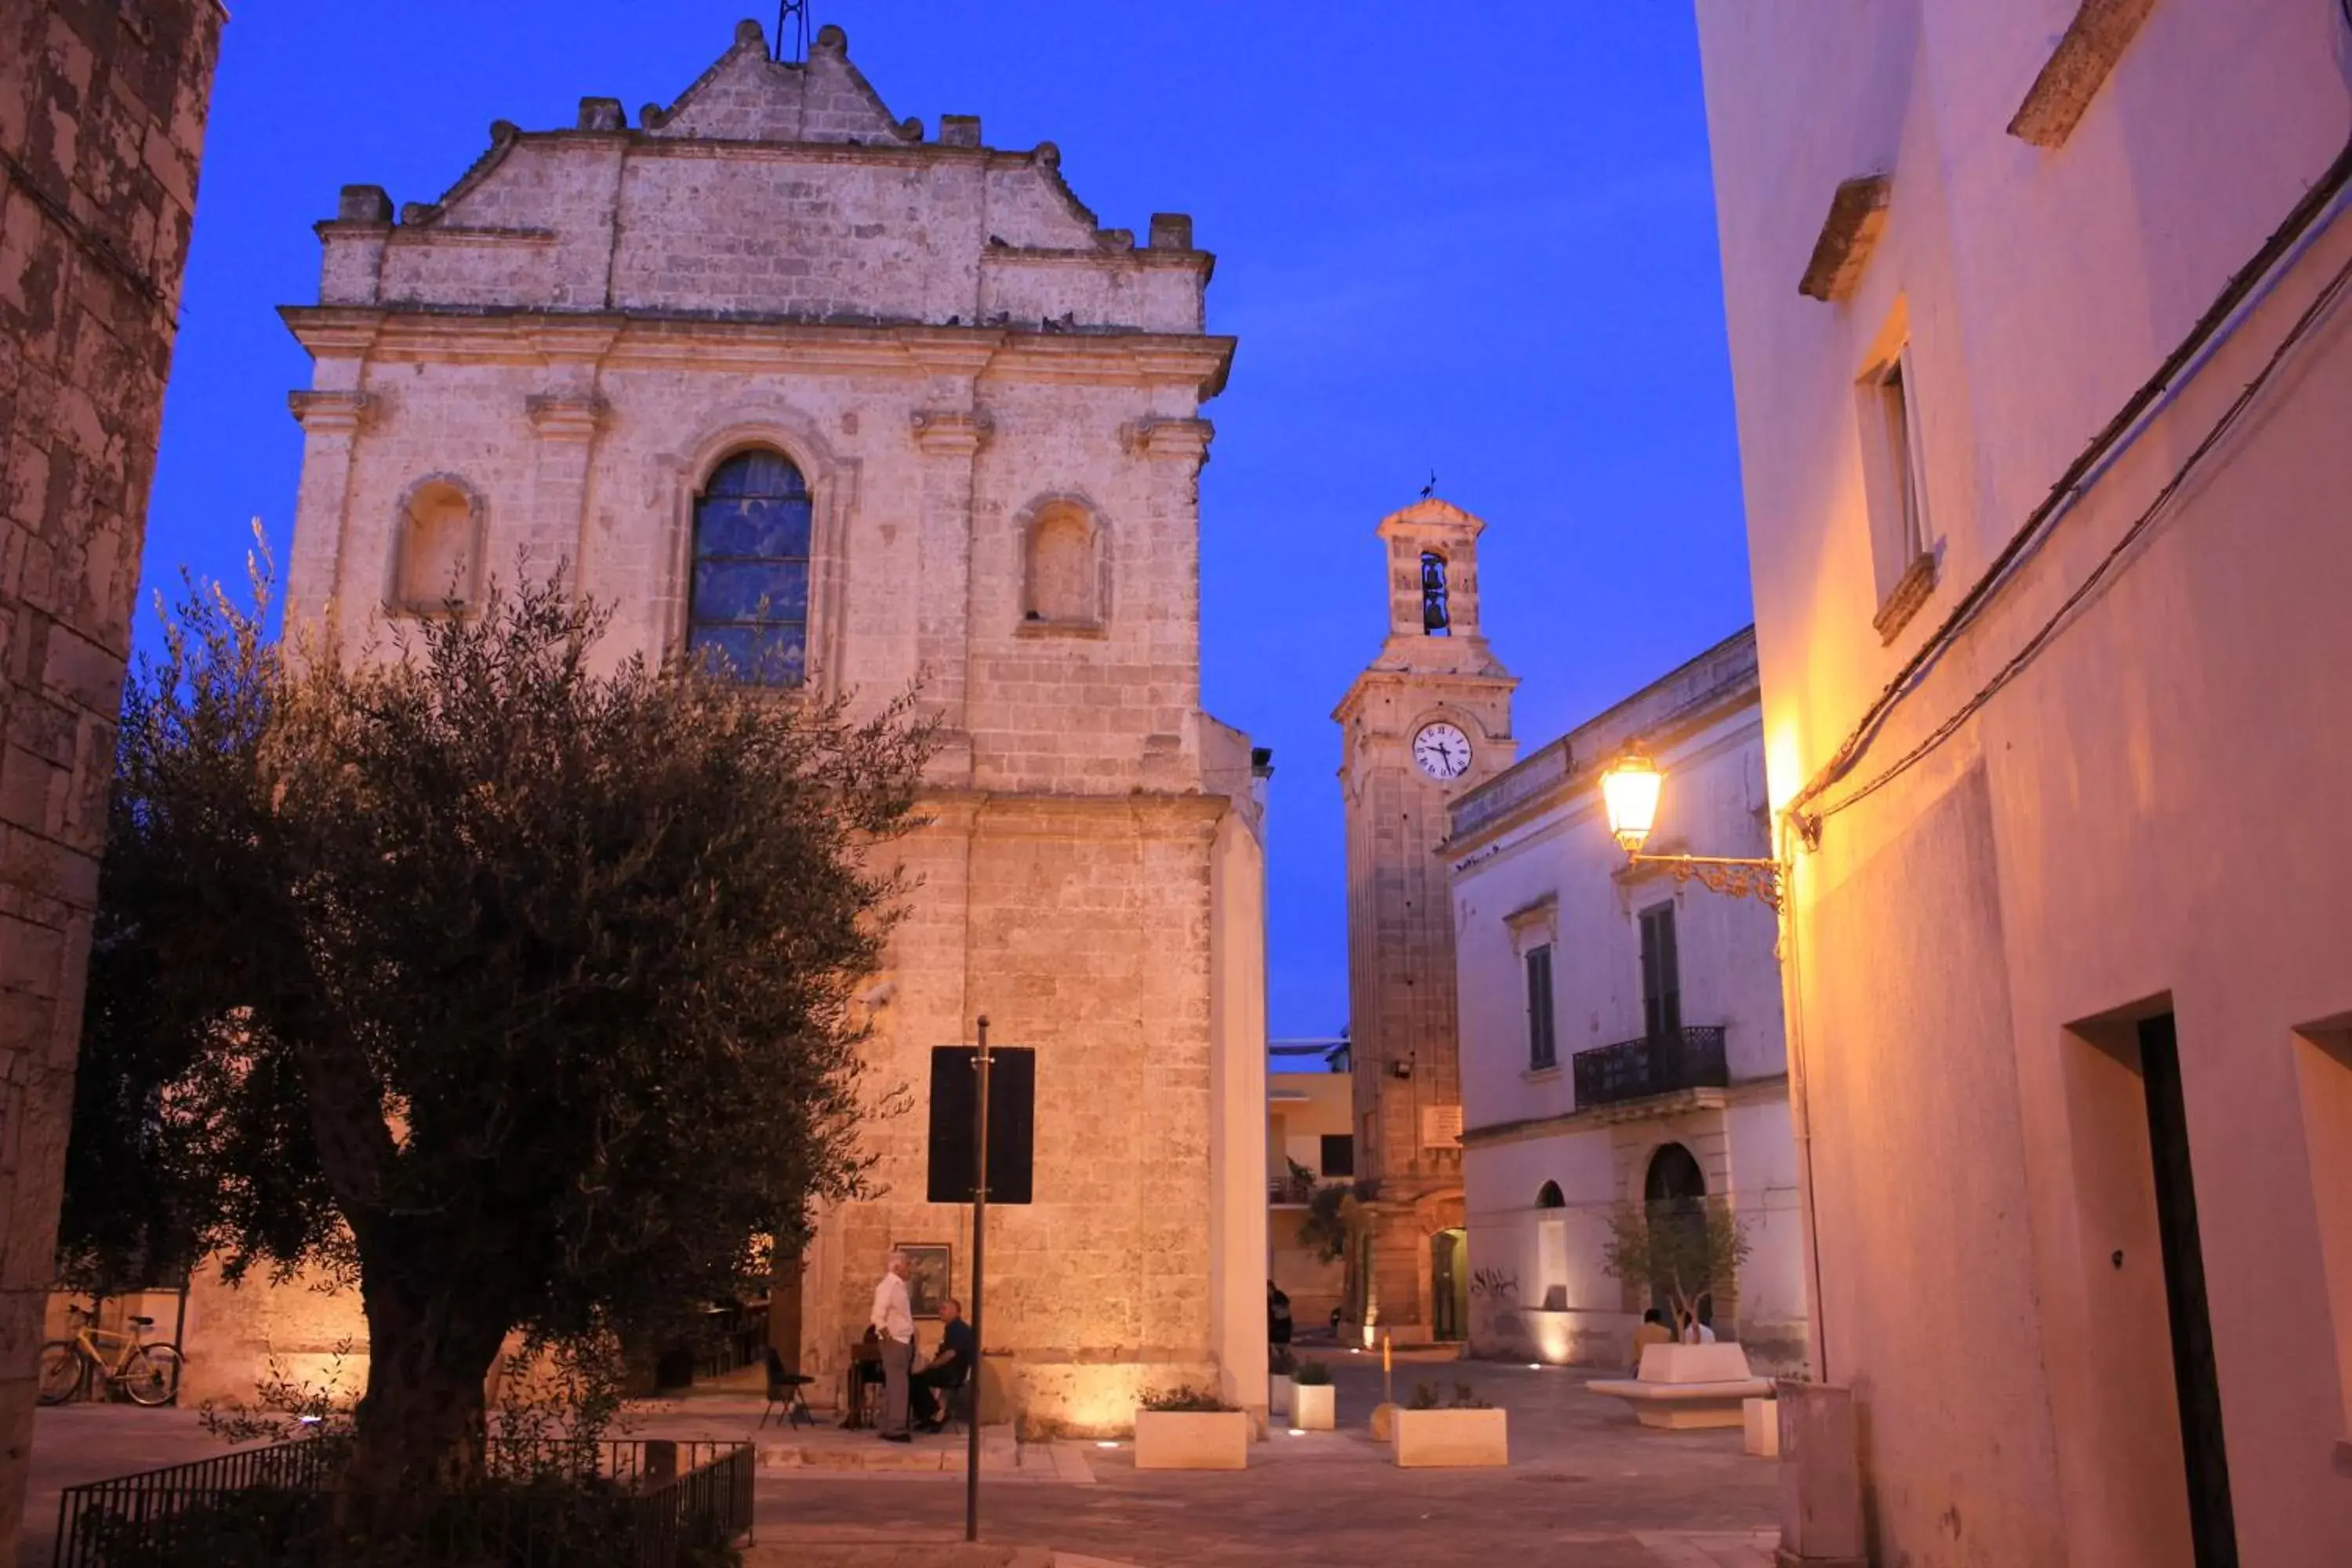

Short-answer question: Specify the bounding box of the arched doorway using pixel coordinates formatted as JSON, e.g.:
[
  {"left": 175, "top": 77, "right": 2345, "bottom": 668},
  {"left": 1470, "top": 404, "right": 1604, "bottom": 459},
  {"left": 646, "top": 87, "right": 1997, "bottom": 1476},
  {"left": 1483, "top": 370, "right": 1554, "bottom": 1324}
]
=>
[
  {"left": 1642, "top": 1143, "right": 1708, "bottom": 1327},
  {"left": 1431, "top": 1229, "right": 1468, "bottom": 1342},
  {"left": 1645, "top": 1143, "right": 1705, "bottom": 1205}
]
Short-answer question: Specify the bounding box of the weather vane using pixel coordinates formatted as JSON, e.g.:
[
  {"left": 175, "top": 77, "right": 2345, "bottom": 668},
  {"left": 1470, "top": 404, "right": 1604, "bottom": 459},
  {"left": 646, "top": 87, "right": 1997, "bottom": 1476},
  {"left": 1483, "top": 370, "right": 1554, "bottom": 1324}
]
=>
[
  {"left": 1421, "top": 470, "right": 1437, "bottom": 499},
  {"left": 775, "top": 0, "right": 811, "bottom": 63}
]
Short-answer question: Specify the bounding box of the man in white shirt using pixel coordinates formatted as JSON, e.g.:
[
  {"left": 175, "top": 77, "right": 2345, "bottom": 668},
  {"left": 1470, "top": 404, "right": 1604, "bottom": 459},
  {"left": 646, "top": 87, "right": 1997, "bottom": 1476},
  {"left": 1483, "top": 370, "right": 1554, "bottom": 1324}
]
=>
[{"left": 871, "top": 1248, "right": 916, "bottom": 1440}]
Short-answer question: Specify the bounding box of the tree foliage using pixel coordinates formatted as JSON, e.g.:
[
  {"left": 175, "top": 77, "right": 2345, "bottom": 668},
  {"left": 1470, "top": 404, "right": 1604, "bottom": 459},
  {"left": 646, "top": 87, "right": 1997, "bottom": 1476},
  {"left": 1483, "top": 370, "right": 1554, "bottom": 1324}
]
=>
[
  {"left": 67, "top": 564, "right": 931, "bottom": 1509},
  {"left": 1296, "top": 1180, "right": 1372, "bottom": 1265},
  {"left": 1599, "top": 1196, "right": 1753, "bottom": 1337}
]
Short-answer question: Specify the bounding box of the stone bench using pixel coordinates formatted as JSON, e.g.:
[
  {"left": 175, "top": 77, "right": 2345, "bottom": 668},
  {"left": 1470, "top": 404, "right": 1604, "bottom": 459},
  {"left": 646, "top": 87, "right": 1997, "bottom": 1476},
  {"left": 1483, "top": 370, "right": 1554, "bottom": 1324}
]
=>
[{"left": 1588, "top": 1342, "right": 1771, "bottom": 1430}]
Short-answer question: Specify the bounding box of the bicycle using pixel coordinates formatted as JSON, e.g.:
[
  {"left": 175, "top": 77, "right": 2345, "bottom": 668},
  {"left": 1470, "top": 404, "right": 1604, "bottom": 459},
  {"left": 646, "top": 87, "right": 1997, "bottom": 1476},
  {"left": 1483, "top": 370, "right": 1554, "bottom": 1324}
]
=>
[{"left": 37, "top": 1302, "right": 182, "bottom": 1407}]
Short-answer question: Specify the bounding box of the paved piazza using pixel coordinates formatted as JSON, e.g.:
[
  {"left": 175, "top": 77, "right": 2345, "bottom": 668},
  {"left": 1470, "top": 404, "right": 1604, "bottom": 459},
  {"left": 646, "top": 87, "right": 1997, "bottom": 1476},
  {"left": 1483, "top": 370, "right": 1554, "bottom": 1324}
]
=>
[{"left": 23, "top": 1354, "right": 1775, "bottom": 1567}]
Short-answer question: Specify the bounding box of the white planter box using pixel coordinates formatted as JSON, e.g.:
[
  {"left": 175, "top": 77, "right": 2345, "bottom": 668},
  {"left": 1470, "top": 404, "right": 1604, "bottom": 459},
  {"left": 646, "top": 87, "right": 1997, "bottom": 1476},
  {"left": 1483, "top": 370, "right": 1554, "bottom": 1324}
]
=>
[
  {"left": 1291, "top": 1382, "right": 1334, "bottom": 1431},
  {"left": 1269, "top": 1374, "right": 1293, "bottom": 1418},
  {"left": 1133, "top": 1409, "right": 1249, "bottom": 1470},
  {"left": 1392, "top": 1407, "right": 1508, "bottom": 1468}
]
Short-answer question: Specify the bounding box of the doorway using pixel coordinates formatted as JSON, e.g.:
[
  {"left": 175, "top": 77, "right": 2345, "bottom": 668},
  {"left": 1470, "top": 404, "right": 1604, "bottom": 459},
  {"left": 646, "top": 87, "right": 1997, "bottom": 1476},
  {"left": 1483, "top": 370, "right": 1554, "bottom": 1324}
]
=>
[
  {"left": 1431, "top": 1229, "right": 1468, "bottom": 1343},
  {"left": 1644, "top": 1142, "right": 1708, "bottom": 1327},
  {"left": 2137, "top": 1014, "right": 2238, "bottom": 1567}
]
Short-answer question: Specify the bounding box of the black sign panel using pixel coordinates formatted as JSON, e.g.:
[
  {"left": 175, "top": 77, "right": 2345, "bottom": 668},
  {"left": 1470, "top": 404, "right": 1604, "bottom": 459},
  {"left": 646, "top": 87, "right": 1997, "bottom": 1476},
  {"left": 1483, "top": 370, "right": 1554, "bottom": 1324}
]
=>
[{"left": 925, "top": 1046, "right": 1036, "bottom": 1205}]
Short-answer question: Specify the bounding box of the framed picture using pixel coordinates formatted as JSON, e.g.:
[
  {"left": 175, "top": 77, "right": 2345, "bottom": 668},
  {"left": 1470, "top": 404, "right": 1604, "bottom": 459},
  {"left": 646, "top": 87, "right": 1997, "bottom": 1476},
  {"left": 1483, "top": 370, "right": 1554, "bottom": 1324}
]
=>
[{"left": 898, "top": 1243, "right": 952, "bottom": 1319}]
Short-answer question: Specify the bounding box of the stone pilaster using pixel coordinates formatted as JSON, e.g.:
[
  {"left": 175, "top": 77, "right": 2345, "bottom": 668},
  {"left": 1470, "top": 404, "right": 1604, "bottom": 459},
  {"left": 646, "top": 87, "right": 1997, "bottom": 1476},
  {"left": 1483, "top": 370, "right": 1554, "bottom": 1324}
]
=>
[
  {"left": 285, "top": 389, "right": 376, "bottom": 630},
  {"left": 907, "top": 347, "right": 993, "bottom": 786},
  {"left": 523, "top": 392, "right": 608, "bottom": 593}
]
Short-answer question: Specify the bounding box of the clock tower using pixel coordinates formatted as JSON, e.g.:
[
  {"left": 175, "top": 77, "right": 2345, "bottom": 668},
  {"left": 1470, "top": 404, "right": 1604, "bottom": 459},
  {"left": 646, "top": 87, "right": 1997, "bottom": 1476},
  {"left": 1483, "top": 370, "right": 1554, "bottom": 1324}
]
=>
[{"left": 1332, "top": 497, "right": 1515, "bottom": 1342}]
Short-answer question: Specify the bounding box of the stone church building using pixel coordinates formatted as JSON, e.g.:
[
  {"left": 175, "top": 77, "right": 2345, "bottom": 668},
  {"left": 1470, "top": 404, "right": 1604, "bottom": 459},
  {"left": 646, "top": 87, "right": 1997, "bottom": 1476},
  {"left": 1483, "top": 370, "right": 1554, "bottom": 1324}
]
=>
[{"left": 183, "top": 20, "right": 1272, "bottom": 1430}]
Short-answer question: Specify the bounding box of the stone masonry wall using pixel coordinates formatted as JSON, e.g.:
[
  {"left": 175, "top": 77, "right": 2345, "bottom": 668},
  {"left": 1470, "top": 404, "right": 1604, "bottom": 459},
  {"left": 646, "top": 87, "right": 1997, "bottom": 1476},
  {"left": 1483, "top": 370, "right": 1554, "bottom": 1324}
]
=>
[{"left": 0, "top": 0, "right": 223, "bottom": 1541}]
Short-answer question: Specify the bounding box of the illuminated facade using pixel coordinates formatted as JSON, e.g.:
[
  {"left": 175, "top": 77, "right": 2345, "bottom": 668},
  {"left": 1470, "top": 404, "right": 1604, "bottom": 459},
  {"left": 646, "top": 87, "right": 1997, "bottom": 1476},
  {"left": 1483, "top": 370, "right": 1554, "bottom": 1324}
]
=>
[
  {"left": 1446, "top": 629, "right": 1806, "bottom": 1373},
  {"left": 1699, "top": 0, "right": 2352, "bottom": 1560}
]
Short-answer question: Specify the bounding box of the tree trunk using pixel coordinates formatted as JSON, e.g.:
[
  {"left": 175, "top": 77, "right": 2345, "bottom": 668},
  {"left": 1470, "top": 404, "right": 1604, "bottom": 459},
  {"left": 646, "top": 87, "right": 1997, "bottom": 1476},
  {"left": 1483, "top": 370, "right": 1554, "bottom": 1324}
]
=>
[{"left": 336, "top": 1269, "right": 511, "bottom": 1531}]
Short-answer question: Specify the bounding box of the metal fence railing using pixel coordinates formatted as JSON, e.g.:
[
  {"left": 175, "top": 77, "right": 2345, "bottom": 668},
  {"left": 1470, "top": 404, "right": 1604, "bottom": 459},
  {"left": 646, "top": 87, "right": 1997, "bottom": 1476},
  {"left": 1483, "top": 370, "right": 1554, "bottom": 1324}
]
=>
[
  {"left": 1572, "top": 1025, "right": 1730, "bottom": 1109},
  {"left": 54, "top": 1436, "right": 753, "bottom": 1568}
]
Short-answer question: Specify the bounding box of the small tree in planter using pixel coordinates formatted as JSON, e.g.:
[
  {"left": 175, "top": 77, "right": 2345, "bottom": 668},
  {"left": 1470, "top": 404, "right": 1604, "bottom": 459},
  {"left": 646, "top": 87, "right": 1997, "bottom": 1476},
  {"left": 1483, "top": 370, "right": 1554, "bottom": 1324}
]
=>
[
  {"left": 1269, "top": 1346, "right": 1297, "bottom": 1417},
  {"left": 1290, "top": 1359, "right": 1334, "bottom": 1431},
  {"left": 1600, "top": 1196, "right": 1753, "bottom": 1342},
  {"left": 1134, "top": 1388, "right": 1249, "bottom": 1470}
]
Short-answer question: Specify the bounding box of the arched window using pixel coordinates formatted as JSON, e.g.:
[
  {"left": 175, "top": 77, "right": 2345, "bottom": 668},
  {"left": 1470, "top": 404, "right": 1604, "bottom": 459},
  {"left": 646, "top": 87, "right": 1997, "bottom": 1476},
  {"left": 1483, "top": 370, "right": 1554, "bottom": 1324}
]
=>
[
  {"left": 395, "top": 477, "right": 481, "bottom": 613},
  {"left": 1024, "top": 499, "right": 1100, "bottom": 626},
  {"left": 1536, "top": 1180, "right": 1566, "bottom": 1209},
  {"left": 689, "top": 449, "right": 811, "bottom": 687},
  {"left": 1421, "top": 551, "right": 1450, "bottom": 636}
]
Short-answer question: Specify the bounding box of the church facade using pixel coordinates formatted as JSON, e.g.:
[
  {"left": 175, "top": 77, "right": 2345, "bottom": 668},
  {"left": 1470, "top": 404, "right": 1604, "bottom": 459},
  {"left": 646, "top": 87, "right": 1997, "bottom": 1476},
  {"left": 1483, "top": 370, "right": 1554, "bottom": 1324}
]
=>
[{"left": 190, "top": 21, "right": 1269, "bottom": 1431}]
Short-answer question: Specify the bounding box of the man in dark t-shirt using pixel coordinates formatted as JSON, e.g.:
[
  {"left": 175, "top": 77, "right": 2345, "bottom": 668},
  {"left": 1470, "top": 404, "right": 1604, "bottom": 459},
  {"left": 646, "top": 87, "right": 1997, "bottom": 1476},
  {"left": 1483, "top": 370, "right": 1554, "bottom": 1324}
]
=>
[{"left": 912, "top": 1297, "right": 977, "bottom": 1430}]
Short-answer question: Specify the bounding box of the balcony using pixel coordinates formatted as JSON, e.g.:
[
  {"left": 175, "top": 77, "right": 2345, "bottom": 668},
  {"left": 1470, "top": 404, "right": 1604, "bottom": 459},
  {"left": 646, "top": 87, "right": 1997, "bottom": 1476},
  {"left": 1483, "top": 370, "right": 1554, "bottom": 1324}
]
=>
[{"left": 1572, "top": 1026, "right": 1729, "bottom": 1109}]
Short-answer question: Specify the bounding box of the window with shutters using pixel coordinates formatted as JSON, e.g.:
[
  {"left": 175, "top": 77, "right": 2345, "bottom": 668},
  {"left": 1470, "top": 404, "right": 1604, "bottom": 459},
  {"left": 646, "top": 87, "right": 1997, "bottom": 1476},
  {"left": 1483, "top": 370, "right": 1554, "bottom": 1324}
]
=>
[
  {"left": 1526, "top": 942, "right": 1558, "bottom": 1070},
  {"left": 1639, "top": 902, "right": 1682, "bottom": 1040}
]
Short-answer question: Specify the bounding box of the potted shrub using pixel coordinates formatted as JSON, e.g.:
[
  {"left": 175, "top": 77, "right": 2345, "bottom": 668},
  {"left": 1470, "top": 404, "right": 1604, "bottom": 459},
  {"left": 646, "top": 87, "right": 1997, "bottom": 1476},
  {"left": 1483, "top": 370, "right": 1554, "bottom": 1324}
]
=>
[
  {"left": 1133, "top": 1388, "right": 1249, "bottom": 1470},
  {"left": 1269, "top": 1346, "right": 1297, "bottom": 1418},
  {"left": 1290, "top": 1359, "right": 1334, "bottom": 1431},
  {"left": 1391, "top": 1381, "right": 1507, "bottom": 1468}
]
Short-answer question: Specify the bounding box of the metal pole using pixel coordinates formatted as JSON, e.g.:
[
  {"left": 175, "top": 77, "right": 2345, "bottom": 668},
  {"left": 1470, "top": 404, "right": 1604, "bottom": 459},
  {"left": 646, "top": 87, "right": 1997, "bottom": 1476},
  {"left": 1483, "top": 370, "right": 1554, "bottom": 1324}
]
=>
[{"left": 965, "top": 1015, "right": 991, "bottom": 1543}]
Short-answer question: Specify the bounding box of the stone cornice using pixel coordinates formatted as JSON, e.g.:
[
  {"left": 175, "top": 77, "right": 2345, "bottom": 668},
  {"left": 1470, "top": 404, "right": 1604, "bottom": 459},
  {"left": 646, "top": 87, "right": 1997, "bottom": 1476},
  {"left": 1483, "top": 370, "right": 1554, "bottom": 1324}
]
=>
[
  {"left": 1330, "top": 662, "right": 1519, "bottom": 729},
  {"left": 524, "top": 391, "right": 608, "bottom": 441},
  {"left": 909, "top": 408, "right": 993, "bottom": 456},
  {"left": 287, "top": 389, "right": 375, "bottom": 435},
  {"left": 280, "top": 307, "right": 1235, "bottom": 396},
  {"left": 1459, "top": 1073, "right": 1790, "bottom": 1150},
  {"left": 1122, "top": 416, "right": 1214, "bottom": 463},
  {"left": 910, "top": 789, "right": 1231, "bottom": 840}
]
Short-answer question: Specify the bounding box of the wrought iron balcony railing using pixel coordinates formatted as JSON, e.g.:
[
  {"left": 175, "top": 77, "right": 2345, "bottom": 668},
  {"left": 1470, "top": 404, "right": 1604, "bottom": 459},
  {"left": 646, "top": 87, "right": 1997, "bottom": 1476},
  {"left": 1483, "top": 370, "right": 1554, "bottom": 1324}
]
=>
[{"left": 1572, "top": 1026, "right": 1730, "bottom": 1109}]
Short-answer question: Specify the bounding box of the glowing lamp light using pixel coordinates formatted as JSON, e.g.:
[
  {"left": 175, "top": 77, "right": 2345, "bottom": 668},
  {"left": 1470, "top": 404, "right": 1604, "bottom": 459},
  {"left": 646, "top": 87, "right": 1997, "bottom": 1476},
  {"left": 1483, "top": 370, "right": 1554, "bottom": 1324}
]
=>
[
  {"left": 1287, "top": 1428, "right": 1306, "bottom": 1437},
  {"left": 1601, "top": 750, "right": 1664, "bottom": 854},
  {"left": 1095, "top": 1440, "right": 1120, "bottom": 1449}
]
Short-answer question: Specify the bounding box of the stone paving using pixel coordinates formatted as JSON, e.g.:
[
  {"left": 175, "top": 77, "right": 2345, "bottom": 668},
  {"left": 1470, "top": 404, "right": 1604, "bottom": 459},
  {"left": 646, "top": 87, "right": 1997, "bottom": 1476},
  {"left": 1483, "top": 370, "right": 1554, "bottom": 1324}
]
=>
[{"left": 18, "top": 1354, "right": 1776, "bottom": 1566}]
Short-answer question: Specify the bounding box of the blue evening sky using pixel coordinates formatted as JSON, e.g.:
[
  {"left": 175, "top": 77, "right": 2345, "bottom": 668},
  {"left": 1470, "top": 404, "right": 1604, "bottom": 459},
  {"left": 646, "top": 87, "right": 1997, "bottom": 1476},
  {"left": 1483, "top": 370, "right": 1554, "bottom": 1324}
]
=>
[{"left": 143, "top": 2, "right": 1752, "bottom": 1040}]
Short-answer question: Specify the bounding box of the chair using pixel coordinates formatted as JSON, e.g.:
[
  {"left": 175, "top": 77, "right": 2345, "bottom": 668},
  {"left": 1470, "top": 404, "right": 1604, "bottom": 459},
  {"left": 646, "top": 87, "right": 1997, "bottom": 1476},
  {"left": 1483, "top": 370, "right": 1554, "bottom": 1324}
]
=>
[{"left": 758, "top": 1346, "right": 815, "bottom": 1430}]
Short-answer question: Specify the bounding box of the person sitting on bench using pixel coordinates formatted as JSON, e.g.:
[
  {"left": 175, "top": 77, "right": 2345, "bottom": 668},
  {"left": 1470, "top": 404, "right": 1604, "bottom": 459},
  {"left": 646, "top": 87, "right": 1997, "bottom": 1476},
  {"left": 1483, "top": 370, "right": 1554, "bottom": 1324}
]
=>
[{"left": 911, "top": 1297, "right": 975, "bottom": 1432}]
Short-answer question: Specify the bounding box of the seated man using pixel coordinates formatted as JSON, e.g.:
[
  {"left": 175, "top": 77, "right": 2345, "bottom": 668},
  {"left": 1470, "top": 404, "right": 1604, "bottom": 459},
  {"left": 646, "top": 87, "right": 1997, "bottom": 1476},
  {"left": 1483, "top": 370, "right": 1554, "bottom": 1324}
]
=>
[{"left": 911, "top": 1296, "right": 977, "bottom": 1431}]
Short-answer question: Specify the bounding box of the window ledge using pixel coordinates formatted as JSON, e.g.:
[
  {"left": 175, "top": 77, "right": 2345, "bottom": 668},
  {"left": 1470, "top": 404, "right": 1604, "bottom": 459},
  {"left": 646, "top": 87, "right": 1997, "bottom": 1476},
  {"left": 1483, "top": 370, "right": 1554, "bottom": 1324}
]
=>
[
  {"left": 2007, "top": 0, "right": 2156, "bottom": 150},
  {"left": 1873, "top": 551, "right": 1936, "bottom": 644},
  {"left": 1015, "top": 618, "right": 1107, "bottom": 640},
  {"left": 1523, "top": 1065, "right": 1562, "bottom": 1083}
]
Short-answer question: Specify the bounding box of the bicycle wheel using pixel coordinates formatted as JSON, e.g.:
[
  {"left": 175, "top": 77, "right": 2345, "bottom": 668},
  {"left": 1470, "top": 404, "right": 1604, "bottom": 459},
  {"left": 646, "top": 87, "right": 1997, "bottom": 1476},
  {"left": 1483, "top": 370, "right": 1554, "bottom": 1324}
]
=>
[
  {"left": 119, "top": 1343, "right": 181, "bottom": 1407},
  {"left": 36, "top": 1342, "right": 85, "bottom": 1406}
]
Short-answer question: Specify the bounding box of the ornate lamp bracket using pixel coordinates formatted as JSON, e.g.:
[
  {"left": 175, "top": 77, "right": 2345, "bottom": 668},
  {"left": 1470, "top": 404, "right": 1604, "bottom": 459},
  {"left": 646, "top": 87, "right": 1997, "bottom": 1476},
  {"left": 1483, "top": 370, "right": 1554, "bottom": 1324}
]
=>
[{"left": 1624, "top": 853, "right": 1784, "bottom": 912}]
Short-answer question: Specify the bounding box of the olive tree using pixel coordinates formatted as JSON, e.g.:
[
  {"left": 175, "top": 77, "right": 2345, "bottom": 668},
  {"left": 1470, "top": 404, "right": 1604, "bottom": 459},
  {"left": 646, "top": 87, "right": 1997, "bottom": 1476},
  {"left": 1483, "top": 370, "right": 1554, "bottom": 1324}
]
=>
[
  {"left": 71, "top": 565, "right": 929, "bottom": 1515},
  {"left": 1599, "top": 1196, "right": 1753, "bottom": 1339}
]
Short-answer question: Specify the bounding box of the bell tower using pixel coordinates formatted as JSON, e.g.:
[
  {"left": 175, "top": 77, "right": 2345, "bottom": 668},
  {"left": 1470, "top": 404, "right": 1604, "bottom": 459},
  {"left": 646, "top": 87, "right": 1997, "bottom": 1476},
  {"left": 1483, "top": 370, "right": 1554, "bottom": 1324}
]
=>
[{"left": 1331, "top": 497, "right": 1515, "bottom": 1341}]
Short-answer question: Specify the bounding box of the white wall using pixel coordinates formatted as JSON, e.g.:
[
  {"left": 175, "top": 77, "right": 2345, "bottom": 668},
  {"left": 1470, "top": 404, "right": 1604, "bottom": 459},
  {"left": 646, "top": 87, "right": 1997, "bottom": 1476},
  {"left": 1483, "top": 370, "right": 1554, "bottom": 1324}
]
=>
[{"left": 1697, "top": 1, "right": 2352, "bottom": 1561}]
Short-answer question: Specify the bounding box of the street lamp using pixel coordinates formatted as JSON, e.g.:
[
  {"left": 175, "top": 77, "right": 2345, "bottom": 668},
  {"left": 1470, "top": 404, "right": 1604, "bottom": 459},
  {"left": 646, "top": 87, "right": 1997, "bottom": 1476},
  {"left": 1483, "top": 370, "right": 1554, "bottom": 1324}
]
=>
[{"left": 1599, "top": 747, "right": 1783, "bottom": 909}]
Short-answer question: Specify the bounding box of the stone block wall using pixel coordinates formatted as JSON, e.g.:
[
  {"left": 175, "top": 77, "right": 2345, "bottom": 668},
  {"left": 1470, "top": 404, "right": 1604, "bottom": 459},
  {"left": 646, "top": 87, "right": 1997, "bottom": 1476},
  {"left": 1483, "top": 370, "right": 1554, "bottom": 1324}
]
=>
[{"left": 0, "top": 0, "right": 221, "bottom": 1541}]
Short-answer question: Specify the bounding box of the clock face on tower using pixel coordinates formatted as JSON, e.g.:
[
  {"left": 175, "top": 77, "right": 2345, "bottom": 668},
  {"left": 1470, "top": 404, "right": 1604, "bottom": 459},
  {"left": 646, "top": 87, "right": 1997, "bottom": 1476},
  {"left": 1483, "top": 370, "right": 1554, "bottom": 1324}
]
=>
[{"left": 1412, "top": 722, "right": 1473, "bottom": 782}]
